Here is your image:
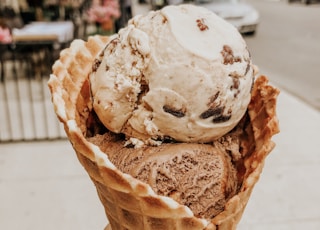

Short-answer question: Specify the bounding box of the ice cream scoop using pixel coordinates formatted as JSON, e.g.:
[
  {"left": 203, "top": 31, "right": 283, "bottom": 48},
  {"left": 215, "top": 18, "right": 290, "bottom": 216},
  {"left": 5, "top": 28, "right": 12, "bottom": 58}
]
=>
[
  {"left": 89, "top": 133, "right": 238, "bottom": 219},
  {"left": 89, "top": 4, "right": 255, "bottom": 145}
]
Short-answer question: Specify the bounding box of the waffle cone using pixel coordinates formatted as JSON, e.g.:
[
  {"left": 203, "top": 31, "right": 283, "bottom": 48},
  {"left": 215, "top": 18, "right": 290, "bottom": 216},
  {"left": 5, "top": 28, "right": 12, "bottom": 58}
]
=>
[{"left": 48, "top": 35, "right": 279, "bottom": 230}]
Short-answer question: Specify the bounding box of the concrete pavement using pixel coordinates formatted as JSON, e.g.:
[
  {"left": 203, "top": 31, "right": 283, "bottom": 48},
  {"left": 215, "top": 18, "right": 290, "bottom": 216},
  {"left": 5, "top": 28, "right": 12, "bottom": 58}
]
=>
[
  {"left": 1, "top": 79, "right": 319, "bottom": 230},
  {"left": 1, "top": 2, "right": 320, "bottom": 230}
]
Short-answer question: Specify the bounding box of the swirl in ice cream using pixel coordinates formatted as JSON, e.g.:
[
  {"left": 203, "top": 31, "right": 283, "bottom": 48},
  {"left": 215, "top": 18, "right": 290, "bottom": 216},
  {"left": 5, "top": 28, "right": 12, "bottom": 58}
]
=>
[{"left": 89, "top": 4, "right": 255, "bottom": 145}]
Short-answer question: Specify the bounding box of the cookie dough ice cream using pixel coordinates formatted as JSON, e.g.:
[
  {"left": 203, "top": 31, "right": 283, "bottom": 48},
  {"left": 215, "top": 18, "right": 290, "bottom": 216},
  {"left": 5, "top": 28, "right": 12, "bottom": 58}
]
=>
[{"left": 89, "top": 4, "right": 256, "bottom": 145}]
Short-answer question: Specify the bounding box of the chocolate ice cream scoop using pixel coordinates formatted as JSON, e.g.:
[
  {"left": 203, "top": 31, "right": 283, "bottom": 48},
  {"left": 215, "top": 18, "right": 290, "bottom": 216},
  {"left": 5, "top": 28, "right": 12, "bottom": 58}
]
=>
[{"left": 89, "top": 133, "right": 238, "bottom": 219}]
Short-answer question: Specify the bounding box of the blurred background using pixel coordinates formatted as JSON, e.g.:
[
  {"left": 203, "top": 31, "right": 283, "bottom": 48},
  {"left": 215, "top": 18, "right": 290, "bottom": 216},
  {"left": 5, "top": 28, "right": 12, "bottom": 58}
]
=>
[
  {"left": 1, "top": 0, "right": 320, "bottom": 230},
  {"left": 0, "top": 0, "right": 319, "bottom": 142}
]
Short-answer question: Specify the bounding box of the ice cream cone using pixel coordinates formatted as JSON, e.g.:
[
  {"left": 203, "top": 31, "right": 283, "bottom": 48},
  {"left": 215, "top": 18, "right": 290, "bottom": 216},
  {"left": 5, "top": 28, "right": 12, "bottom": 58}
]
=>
[{"left": 48, "top": 35, "right": 279, "bottom": 230}]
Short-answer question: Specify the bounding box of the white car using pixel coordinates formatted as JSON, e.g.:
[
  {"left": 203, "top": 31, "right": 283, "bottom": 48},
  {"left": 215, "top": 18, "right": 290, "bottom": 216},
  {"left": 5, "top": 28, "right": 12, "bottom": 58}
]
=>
[
  {"left": 288, "top": 0, "right": 319, "bottom": 4},
  {"left": 195, "top": 0, "right": 260, "bottom": 35},
  {"left": 150, "top": 0, "right": 184, "bottom": 10}
]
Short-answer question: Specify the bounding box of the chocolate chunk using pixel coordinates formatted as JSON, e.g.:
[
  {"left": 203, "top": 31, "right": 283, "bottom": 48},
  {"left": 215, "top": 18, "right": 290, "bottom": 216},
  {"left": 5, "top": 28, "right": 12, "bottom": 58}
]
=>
[
  {"left": 163, "top": 105, "right": 186, "bottom": 118},
  {"left": 92, "top": 59, "right": 101, "bottom": 72},
  {"left": 234, "top": 57, "right": 241, "bottom": 62},
  {"left": 110, "top": 38, "right": 119, "bottom": 45},
  {"left": 105, "top": 37, "right": 119, "bottom": 54},
  {"left": 200, "top": 107, "right": 224, "bottom": 119},
  {"left": 132, "top": 61, "right": 137, "bottom": 67},
  {"left": 229, "top": 71, "right": 242, "bottom": 79},
  {"left": 232, "top": 78, "right": 240, "bottom": 90},
  {"left": 207, "top": 91, "right": 220, "bottom": 106},
  {"left": 221, "top": 45, "right": 241, "bottom": 65},
  {"left": 98, "top": 50, "right": 104, "bottom": 58},
  {"left": 196, "top": 18, "right": 209, "bottom": 31},
  {"left": 162, "top": 16, "right": 168, "bottom": 24},
  {"left": 212, "top": 114, "right": 231, "bottom": 123},
  {"left": 228, "top": 73, "right": 241, "bottom": 98},
  {"left": 245, "top": 62, "right": 251, "bottom": 75}
]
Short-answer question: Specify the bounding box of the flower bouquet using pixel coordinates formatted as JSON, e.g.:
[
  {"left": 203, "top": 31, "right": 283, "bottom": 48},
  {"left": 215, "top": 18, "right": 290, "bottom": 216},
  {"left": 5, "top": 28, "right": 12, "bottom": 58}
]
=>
[
  {"left": 87, "top": 0, "right": 121, "bottom": 33},
  {"left": 0, "top": 26, "right": 12, "bottom": 43}
]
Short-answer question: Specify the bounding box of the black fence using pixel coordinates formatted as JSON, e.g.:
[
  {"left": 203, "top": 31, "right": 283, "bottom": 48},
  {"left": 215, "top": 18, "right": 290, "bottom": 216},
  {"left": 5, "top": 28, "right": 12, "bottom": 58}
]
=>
[
  {"left": 0, "top": 0, "right": 136, "bottom": 142},
  {"left": 0, "top": 42, "right": 65, "bottom": 142}
]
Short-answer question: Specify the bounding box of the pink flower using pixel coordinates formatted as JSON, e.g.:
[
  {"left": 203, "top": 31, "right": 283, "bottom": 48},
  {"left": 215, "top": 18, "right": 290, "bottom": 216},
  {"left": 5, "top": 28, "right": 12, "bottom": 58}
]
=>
[
  {"left": 0, "top": 27, "right": 12, "bottom": 43},
  {"left": 87, "top": 0, "right": 121, "bottom": 24}
]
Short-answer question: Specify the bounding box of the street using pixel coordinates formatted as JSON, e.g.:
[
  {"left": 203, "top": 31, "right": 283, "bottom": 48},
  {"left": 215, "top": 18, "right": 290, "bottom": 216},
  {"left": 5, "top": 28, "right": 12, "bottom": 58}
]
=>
[
  {"left": 133, "top": 0, "right": 320, "bottom": 110},
  {"left": 244, "top": 0, "right": 320, "bottom": 110}
]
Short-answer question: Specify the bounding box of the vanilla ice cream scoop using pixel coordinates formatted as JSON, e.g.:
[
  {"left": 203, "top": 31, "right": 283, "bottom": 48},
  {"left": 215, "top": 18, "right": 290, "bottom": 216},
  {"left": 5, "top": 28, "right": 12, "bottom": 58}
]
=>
[{"left": 90, "top": 4, "right": 255, "bottom": 145}]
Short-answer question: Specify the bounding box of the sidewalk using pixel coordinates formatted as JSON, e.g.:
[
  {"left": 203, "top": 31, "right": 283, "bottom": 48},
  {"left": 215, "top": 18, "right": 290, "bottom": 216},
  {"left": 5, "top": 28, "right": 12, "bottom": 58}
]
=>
[
  {"left": 1, "top": 80, "right": 319, "bottom": 230},
  {"left": 1, "top": 3, "right": 320, "bottom": 230}
]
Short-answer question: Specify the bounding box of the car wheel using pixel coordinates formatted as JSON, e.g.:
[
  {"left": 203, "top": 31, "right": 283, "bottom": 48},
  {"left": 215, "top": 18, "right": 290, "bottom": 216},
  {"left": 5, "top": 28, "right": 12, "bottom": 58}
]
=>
[{"left": 243, "top": 30, "right": 256, "bottom": 36}]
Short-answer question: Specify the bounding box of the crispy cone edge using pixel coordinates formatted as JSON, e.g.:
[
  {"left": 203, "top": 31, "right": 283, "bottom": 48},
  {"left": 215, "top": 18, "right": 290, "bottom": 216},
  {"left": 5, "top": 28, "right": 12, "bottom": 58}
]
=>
[{"left": 48, "top": 35, "right": 280, "bottom": 230}]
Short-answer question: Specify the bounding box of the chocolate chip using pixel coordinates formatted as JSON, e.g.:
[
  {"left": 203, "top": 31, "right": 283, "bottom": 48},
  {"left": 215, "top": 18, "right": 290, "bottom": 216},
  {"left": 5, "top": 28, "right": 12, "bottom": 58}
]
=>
[{"left": 163, "top": 105, "right": 186, "bottom": 118}]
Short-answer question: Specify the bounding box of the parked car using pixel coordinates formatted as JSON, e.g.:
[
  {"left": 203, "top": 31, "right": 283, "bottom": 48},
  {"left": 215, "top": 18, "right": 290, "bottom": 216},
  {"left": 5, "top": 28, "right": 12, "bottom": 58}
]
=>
[
  {"left": 195, "top": 0, "right": 260, "bottom": 35},
  {"left": 288, "top": 0, "right": 320, "bottom": 4},
  {"left": 150, "top": 0, "right": 184, "bottom": 10}
]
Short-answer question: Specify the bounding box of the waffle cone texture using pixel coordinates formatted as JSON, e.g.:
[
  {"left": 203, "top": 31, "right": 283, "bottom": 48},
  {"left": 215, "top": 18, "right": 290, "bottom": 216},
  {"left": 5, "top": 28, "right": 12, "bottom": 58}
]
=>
[{"left": 48, "top": 35, "right": 280, "bottom": 230}]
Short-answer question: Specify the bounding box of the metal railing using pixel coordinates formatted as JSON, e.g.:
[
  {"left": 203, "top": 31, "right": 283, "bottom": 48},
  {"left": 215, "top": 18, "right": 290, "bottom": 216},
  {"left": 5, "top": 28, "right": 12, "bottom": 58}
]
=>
[{"left": 0, "top": 48, "right": 65, "bottom": 142}]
